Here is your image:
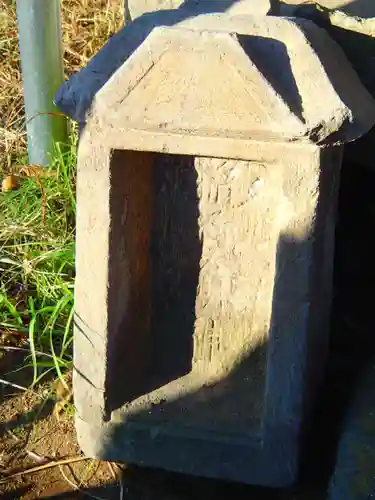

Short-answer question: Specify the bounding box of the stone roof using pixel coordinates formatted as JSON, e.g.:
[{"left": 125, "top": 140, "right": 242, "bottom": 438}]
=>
[{"left": 56, "top": 11, "right": 375, "bottom": 145}]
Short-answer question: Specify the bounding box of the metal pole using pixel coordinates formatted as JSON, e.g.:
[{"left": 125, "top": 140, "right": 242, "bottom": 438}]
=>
[{"left": 16, "top": 0, "right": 68, "bottom": 166}]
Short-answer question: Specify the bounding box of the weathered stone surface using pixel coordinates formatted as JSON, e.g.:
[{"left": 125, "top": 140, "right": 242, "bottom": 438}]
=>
[
  {"left": 57, "top": 13, "right": 375, "bottom": 488},
  {"left": 327, "top": 360, "right": 375, "bottom": 500},
  {"left": 74, "top": 138, "right": 339, "bottom": 487},
  {"left": 126, "top": 0, "right": 278, "bottom": 22},
  {"left": 55, "top": 14, "right": 375, "bottom": 142}
]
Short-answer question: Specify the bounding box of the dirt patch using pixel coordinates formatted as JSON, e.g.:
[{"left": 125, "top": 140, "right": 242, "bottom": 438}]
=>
[
  {"left": 0, "top": 351, "right": 118, "bottom": 500},
  {"left": 0, "top": 348, "right": 326, "bottom": 500}
]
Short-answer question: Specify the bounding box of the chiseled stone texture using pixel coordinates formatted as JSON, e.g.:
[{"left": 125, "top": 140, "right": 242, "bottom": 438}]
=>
[{"left": 56, "top": 13, "right": 375, "bottom": 487}]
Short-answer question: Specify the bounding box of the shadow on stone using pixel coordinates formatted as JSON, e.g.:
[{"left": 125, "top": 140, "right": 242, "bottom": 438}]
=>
[
  {"left": 291, "top": 1, "right": 375, "bottom": 167},
  {"left": 92, "top": 215, "right": 333, "bottom": 489},
  {"left": 298, "top": 159, "right": 375, "bottom": 497},
  {"left": 237, "top": 34, "right": 305, "bottom": 122},
  {"left": 105, "top": 152, "right": 201, "bottom": 411},
  {"left": 339, "top": 0, "right": 375, "bottom": 18}
]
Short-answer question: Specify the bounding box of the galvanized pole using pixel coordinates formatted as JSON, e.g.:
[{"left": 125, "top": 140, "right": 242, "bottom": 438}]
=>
[{"left": 16, "top": 0, "right": 68, "bottom": 166}]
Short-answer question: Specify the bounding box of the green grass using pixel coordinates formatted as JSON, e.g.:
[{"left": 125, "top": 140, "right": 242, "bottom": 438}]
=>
[{"left": 0, "top": 133, "right": 77, "bottom": 385}]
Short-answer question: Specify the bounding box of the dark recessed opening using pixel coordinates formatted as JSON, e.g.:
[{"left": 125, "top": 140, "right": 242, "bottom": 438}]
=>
[
  {"left": 105, "top": 150, "right": 200, "bottom": 413},
  {"left": 104, "top": 150, "right": 269, "bottom": 429}
]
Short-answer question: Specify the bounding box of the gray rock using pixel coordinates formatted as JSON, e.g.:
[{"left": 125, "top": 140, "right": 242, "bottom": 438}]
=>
[
  {"left": 328, "top": 361, "right": 375, "bottom": 500},
  {"left": 60, "top": 12, "right": 375, "bottom": 487}
]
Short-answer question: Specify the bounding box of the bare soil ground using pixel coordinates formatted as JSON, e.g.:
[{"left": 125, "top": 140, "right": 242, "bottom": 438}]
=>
[
  {"left": 0, "top": 1, "right": 125, "bottom": 496},
  {"left": 0, "top": 347, "right": 326, "bottom": 499},
  {"left": 1, "top": 1, "right": 375, "bottom": 499},
  {"left": 0, "top": 348, "right": 119, "bottom": 499}
]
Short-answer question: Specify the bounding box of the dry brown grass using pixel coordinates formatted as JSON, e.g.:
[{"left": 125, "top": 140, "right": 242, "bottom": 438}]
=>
[{"left": 0, "top": 0, "right": 124, "bottom": 173}]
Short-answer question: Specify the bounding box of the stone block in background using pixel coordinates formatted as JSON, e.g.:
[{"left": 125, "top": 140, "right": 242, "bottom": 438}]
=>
[
  {"left": 281, "top": 0, "right": 375, "bottom": 18},
  {"left": 281, "top": 1, "right": 375, "bottom": 170},
  {"left": 56, "top": 11, "right": 375, "bottom": 488},
  {"left": 328, "top": 360, "right": 375, "bottom": 500},
  {"left": 126, "top": 0, "right": 278, "bottom": 22}
]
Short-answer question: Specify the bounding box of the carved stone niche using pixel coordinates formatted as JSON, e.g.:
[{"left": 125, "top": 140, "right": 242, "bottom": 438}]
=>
[{"left": 56, "top": 13, "right": 375, "bottom": 487}]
